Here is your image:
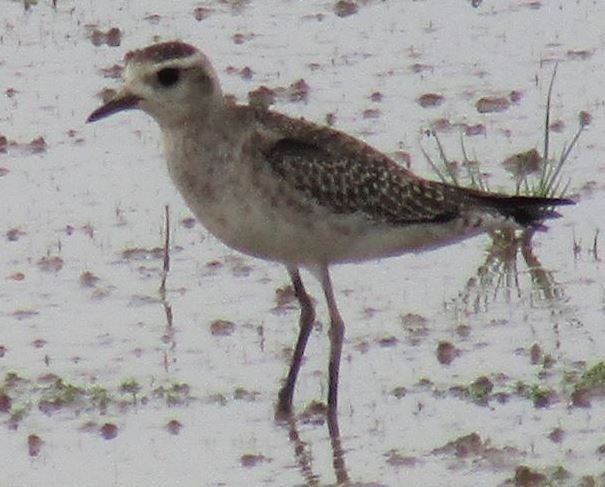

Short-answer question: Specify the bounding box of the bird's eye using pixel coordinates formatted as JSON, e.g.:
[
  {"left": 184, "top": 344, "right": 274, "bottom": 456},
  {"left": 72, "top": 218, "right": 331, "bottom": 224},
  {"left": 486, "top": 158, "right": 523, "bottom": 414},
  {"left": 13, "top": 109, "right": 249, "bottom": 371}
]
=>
[{"left": 156, "top": 68, "right": 180, "bottom": 87}]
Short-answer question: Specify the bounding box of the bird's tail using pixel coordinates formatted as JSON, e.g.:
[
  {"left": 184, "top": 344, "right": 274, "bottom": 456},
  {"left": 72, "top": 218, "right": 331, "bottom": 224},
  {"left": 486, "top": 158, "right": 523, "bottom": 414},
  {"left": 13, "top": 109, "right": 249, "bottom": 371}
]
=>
[{"left": 476, "top": 193, "right": 575, "bottom": 226}]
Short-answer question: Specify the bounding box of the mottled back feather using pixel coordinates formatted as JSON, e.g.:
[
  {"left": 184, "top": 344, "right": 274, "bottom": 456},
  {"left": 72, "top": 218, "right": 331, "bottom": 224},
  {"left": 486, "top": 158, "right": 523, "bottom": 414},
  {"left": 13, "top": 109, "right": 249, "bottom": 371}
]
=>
[
  {"left": 265, "top": 137, "right": 459, "bottom": 225},
  {"left": 253, "top": 109, "right": 573, "bottom": 227}
]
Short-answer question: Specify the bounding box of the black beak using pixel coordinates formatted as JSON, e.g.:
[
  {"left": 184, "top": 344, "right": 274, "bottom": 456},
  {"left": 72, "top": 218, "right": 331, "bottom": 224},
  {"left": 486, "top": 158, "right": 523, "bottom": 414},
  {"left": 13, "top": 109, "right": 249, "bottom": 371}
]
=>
[{"left": 87, "top": 92, "right": 141, "bottom": 123}]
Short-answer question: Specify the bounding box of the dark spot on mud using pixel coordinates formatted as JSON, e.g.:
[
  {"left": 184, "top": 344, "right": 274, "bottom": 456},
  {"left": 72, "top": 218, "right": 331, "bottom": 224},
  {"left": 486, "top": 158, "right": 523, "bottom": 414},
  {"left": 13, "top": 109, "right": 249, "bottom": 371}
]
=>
[
  {"left": 464, "top": 123, "right": 485, "bottom": 136},
  {"left": 502, "top": 149, "right": 542, "bottom": 178},
  {"left": 210, "top": 319, "right": 236, "bottom": 336},
  {"left": 80, "top": 271, "right": 100, "bottom": 288},
  {"left": 27, "top": 434, "right": 42, "bottom": 457},
  {"left": 579, "top": 110, "right": 592, "bottom": 127},
  {"left": 12, "top": 309, "right": 39, "bottom": 320},
  {"left": 234, "top": 387, "right": 259, "bottom": 401},
  {"left": 100, "top": 423, "right": 118, "bottom": 440},
  {"left": 433, "top": 432, "right": 483, "bottom": 458},
  {"left": 300, "top": 400, "right": 328, "bottom": 425},
  {"left": 193, "top": 7, "right": 212, "bottom": 21},
  {"left": 391, "top": 386, "right": 407, "bottom": 399},
  {"left": 180, "top": 217, "right": 196, "bottom": 228},
  {"left": 547, "top": 427, "right": 564, "bottom": 443},
  {"left": 121, "top": 247, "right": 164, "bottom": 260},
  {"left": 232, "top": 32, "right": 254, "bottom": 45},
  {"left": 166, "top": 419, "right": 183, "bottom": 435},
  {"left": 529, "top": 343, "right": 542, "bottom": 364},
  {"left": 240, "top": 453, "right": 270, "bottom": 467},
  {"left": 385, "top": 450, "right": 417, "bottom": 467},
  {"left": 512, "top": 466, "right": 547, "bottom": 486},
  {"left": 475, "top": 96, "right": 510, "bottom": 113},
  {"left": 432, "top": 118, "right": 452, "bottom": 132},
  {"left": 334, "top": 0, "right": 358, "bottom": 17},
  {"left": 274, "top": 284, "right": 296, "bottom": 308},
  {"left": 362, "top": 108, "right": 381, "bottom": 119},
  {"left": 401, "top": 313, "right": 429, "bottom": 345},
  {"left": 37, "top": 256, "right": 64, "bottom": 272},
  {"left": 144, "top": 14, "right": 161, "bottom": 24},
  {"left": 567, "top": 49, "right": 593, "bottom": 60},
  {"left": 436, "top": 341, "right": 459, "bottom": 365},
  {"left": 378, "top": 336, "right": 398, "bottom": 347},
  {"left": 0, "top": 392, "right": 12, "bottom": 412},
  {"left": 509, "top": 90, "right": 523, "bottom": 103},
  {"left": 90, "top": 27, "right": 122, "bottom": 47},
  {"left": 418, "top": 93, "right": 445, "bottom": 108},
  {"left": 29, "top": 136, "right": 47, "bottom": 153},
  {"left": 6, "top": 228, "right": 25, "bottom": 241}
]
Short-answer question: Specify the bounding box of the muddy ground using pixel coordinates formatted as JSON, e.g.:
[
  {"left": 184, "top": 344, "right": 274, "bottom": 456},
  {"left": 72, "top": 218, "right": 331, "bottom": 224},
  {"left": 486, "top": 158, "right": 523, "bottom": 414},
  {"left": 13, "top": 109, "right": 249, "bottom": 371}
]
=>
[{"left": 1, "top": 1, "right": 604, "bottom": 486}]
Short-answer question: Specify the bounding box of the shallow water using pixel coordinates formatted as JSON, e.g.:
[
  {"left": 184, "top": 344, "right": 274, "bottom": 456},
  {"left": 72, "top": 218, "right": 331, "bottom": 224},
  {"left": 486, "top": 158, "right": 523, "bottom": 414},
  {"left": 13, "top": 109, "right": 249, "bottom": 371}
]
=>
[{"left": 1, "top": 1, "right": 604, "bottom": 486}]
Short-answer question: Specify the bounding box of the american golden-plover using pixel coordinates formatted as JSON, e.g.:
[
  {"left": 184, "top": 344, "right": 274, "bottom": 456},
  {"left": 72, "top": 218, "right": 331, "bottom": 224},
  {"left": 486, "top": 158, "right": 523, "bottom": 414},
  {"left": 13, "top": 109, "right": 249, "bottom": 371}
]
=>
[{"left": 88, "top": 41, "right": 573, "bottom": 417}]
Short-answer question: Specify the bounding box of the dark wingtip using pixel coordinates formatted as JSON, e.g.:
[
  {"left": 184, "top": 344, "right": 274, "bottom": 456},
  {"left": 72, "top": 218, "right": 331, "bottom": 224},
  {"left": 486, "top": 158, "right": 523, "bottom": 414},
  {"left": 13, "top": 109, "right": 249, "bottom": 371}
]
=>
[
  {"left": 547, "top": 196, "right": 576, "bottom": 206},
  {"left": 476, "top": 192, "right": 576, "bottom": 226},
  {"left": 509, "top": 198, "right": 575, "bottom": 226}
]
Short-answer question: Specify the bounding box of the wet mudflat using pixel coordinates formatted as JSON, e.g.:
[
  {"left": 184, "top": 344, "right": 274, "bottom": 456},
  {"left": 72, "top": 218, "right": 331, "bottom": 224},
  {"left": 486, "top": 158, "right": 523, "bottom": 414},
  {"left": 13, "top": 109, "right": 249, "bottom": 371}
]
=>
[{"left": 1, "top": 1, "right": 604, "bottom": 486}]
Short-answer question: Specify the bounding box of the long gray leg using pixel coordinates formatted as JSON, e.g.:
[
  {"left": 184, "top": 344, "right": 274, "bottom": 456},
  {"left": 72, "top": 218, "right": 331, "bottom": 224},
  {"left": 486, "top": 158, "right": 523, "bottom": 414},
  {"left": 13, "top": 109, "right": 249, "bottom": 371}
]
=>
[
  {"left": 277, "top": 266, "right": 316, "bottom": 417},
  {"left": 318, "top": 266, "right": 345, "bottom": 418},
  {"left": 327, "top": 410, "right": 349, "bottom": 484}
]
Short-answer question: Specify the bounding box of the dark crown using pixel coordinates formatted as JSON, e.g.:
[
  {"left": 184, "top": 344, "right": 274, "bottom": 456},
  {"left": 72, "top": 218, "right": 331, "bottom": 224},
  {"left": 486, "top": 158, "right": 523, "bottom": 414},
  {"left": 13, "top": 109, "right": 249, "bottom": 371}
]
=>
[{"left": 125, "top": 41, "right": 198, "bottom": 65}]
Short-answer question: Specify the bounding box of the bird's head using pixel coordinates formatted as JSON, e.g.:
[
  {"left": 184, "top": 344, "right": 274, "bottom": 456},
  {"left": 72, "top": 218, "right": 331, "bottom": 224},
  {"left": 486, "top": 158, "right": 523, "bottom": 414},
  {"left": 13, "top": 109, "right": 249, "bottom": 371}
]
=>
[{"left": 87, "top": 41, "right": 223, "bottom": 128}]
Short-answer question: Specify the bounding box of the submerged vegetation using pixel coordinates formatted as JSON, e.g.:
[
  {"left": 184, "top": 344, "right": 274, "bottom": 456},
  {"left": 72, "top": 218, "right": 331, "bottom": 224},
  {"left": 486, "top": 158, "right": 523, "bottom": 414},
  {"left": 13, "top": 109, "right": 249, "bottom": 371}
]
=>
[
  {"left": 0, "top": 372, "right": 194, "bottom": 427},
  {"left": 422, "top": 66, "right": 587, "bottom": 202},
  {"left": 421, "top": 67, "right": 590, "bottom": 316}
]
